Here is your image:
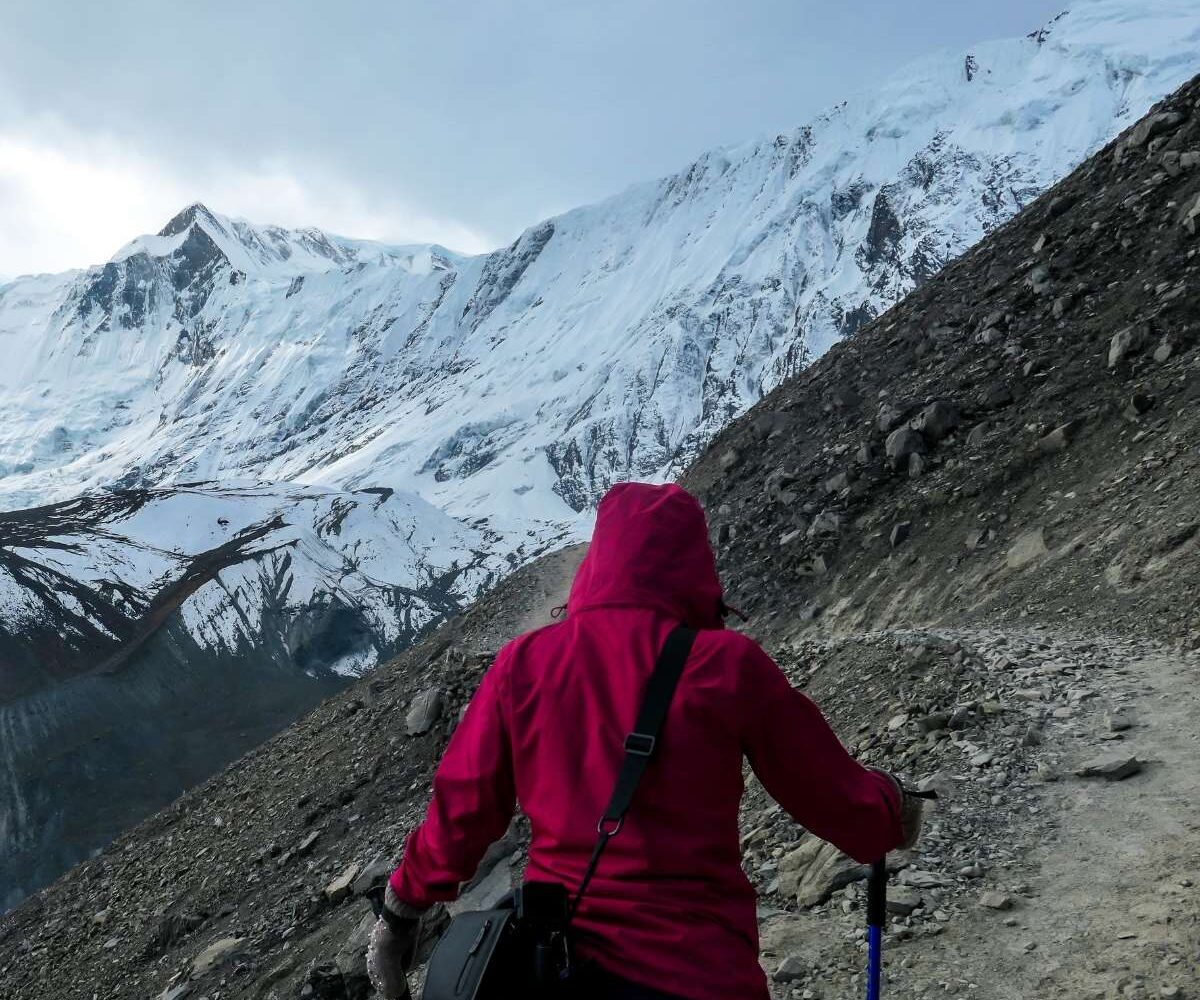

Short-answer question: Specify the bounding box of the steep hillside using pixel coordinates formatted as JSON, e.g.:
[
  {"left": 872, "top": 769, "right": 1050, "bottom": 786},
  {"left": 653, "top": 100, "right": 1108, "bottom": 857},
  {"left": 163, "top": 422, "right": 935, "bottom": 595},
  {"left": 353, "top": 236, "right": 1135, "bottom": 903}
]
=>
[
  {"left": 0, "top": 483, "right": 502, "bottom": 909},
  {"left": 2, "top": 58, "right": 1197, "bottom": 1000}
]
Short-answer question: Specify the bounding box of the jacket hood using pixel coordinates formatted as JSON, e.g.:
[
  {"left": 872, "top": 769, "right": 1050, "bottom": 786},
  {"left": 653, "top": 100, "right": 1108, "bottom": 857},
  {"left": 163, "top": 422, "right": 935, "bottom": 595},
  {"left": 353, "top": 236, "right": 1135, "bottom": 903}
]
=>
[{"left": 567, "top": 482, "right": 725, "bottom": 629}]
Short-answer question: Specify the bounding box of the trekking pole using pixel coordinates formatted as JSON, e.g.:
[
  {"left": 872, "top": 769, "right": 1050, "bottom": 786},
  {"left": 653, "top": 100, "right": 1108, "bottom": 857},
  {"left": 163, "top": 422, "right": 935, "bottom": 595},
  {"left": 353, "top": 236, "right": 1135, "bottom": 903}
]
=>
[{"left": 866, "top": 857, "right": 887, "bottom": 1000}]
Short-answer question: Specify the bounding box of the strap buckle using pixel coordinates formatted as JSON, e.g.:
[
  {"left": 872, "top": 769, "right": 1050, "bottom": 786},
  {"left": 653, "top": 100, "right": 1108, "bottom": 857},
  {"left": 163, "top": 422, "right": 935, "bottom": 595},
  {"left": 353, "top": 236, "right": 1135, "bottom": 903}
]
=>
[
  {"left": 597, "top": 816, "right": 624, "bottom": 837},
  {"left": 623, "top": 732, "right": 656, "bottom": 756}
]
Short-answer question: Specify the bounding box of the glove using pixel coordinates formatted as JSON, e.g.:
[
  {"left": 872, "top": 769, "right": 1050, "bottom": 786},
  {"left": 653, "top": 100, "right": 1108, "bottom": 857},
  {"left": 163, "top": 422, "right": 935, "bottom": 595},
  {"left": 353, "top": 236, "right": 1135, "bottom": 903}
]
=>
[
  {"left": 872, "top": 769, "right": 929, "bottom": 850},
  {"left": 366, "top": 886, "right": 423, "bottom": 1000}
]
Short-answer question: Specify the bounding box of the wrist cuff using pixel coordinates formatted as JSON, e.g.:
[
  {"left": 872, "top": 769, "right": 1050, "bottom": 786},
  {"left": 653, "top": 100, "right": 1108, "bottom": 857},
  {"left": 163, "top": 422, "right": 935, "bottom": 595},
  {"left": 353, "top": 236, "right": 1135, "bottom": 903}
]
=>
[{"left": 384, "top": 884, "right": 427, "bottom": 921}]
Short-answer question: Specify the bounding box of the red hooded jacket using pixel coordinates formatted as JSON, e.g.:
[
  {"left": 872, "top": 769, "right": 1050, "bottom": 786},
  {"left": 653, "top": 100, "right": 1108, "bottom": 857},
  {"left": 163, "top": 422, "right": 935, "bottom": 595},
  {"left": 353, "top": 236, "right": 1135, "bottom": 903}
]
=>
[{"left": 390, "top": 482, "right": 902, "bottom": 999}]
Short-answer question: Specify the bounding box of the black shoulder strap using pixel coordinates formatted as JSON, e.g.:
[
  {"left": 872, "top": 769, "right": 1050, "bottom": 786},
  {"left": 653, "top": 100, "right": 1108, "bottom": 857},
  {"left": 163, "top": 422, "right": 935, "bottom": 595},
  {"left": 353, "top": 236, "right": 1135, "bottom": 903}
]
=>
[{"left": 569, "top": 624, "right": 698, "bottom": 919}]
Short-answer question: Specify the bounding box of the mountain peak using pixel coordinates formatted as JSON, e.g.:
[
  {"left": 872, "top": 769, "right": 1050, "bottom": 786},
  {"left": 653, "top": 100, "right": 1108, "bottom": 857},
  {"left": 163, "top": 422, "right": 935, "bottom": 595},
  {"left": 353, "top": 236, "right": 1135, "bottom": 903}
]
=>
[{"left": 158, "top": 202, "right": 224, "bottom": 239}]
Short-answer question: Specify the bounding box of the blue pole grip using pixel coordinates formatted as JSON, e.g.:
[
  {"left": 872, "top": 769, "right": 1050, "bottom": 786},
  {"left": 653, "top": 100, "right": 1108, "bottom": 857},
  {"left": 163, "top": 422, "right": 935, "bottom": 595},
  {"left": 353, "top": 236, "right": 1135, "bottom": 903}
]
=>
[{"left": 867, "top": 925, "right": 882, "bottom": 1000}]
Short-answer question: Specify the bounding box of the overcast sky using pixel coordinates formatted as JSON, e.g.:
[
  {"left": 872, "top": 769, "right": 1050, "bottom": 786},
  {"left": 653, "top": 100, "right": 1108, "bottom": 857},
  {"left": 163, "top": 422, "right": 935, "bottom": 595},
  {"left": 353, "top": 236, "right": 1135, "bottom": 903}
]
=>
[{"left": 0, "top": 0, "right": 1069, "bottom": 277}]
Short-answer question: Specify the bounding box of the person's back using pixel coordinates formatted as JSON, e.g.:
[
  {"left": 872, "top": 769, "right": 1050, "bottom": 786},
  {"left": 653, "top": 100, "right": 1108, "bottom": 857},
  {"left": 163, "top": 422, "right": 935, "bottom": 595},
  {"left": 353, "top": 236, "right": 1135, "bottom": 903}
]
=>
[{"left": 372, "top": 483, "right": 909, "bottom": 999}]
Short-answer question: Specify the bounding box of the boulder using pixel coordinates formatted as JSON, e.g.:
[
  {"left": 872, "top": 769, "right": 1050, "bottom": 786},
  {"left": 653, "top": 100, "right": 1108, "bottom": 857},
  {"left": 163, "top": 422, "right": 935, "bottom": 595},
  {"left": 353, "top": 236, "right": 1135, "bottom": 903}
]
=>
[
  {"left": 966, "top": 423, "right": 987, "bottom": 449},
  {"left": 917, "top": 712, "right": 951, "bottom": 733},
  {"left": 1128, "top": 393, "right": 1156, "bottom": 415},
  {"left": 191, "top": 937, "right": 245, "bottom": 978},
  {"left": 1128, "top": 110, "right": 1186, "bottom": 148},
  {"left": 877, "top": 402, "right": 908, "bottom": 433},
  {"left": 887, "top": 888, "right": 923, "bottom": 916},
  {"left": 889, "top": 522, "right": 912, "bottom": 548},
  {"left": 1105, "top": 710, "right": 1135, "bottom": 733},
  {"left": 829, "top": 386, "right": 861, "bottom": 410},
  {"left": 1108, "top": 327, "right": 1144, "bottom": 368},
  {"left": 885, "top": 427, "right": 926, "bottom": 465},
  {"left": 1037, "top": 422, "right": 1079, "bottom": 454},
  {"left": 824, "top": 471, "right": 852, "bottom": 494},
  {"left": 324, "top": 863, "right": 362, "bottom": 905},
  {"left": 406, "top": 687, "right": 444, "bottom": 736},
  {"left": 898, "top": 869, "right": 952, "bottom": 890},
  {"left": 1025, "top": 263, "right": 1052, "bottom": 293},
  {"left": 1047, "top": 193, "right": 1076, "bottom": 218},
  {"left": 975, "top": 327, "right": 1004, "bottom": 346},
  {"left": 1007, "top": 528, "right": 1047, "bottom": 570},
  {"left": 797, "top": 602, "right": 823, "bottom": 622},
  {"left": 1075, "top": 754, "right": 1143, "bottom": 781},
  {"left": 301, "top": 962, "right": 348, "bottom": 999},
  {"left": 807, "top": 511, "right": 841, "bottom": 538},
  {"left": 765, "top": 468, "right": 797, "bottom": 503},
  {"left": 773, "top": 955, "right": 807, "bottom": 984},
  {"left": 855, "top": 441, "right": 879, "bottom": 465},
  {"left": 779, "top": 839, "right": 871, "bottom": 908},
  {"left": 1185, "top": 193, "right": 1200, "bottom": 234},
  {"left": 911, "top": 401, "right": 960, "bottom": 441},
  {"left": 336, "top": 911, "right": 377, "bottom": 991},
  {"left": 750, "top": 411, "right": 791, "bottom": 442},
  {"left": 351, "top": 855, "right": 394, "bottom": 897},
  {"left": 979, "top": 891, "right": 1014, "bottom": 911}
]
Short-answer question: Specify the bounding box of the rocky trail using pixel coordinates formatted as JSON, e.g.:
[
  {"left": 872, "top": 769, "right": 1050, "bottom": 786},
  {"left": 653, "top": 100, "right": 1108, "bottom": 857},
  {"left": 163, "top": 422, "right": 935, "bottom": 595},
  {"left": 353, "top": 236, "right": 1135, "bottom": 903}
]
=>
[{"left": 755, "top": 627, "right": 1200, "bottom": 1000}]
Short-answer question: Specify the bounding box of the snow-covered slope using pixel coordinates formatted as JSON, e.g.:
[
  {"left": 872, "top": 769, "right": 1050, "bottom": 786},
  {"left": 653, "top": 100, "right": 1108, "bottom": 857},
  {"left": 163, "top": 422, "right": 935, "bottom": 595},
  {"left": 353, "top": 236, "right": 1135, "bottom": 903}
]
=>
[
  {"left": 1, "top": 0, "right": 1199, "bottom": 907},
  {"left": 0, "top": 481, "right": 498, "bottom": 692},
  {"left": 4, "top": 2, "right": 1199, "bottom": 533},
  {"left": 0, "top": 481, "right": 503, "bottom": 908}
]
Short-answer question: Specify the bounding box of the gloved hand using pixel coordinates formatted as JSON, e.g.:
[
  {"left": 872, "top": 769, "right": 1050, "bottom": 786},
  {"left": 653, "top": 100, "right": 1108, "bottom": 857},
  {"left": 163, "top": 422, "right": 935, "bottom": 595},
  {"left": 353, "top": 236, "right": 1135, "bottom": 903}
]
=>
[
  {"left": 872, "top": 769, "right": 930, "bottom": 850},
  {"left": 367, "top": 886, "right": 423, "bottom": 1000}
]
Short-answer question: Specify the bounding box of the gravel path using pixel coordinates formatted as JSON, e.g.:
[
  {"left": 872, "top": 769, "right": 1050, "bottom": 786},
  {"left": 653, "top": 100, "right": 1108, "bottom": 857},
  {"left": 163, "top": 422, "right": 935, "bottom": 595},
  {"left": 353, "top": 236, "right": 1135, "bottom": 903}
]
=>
[{"left": 760, "top": 629, "right": 1199, "bottom": 1000}]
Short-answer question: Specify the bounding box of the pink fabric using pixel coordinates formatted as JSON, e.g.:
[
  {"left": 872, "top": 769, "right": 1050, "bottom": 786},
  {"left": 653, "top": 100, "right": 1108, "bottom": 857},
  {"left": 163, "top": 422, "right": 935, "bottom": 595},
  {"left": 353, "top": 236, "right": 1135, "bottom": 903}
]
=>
[{"left": 390, "top": 482, "right": 902, "bottom": 999}]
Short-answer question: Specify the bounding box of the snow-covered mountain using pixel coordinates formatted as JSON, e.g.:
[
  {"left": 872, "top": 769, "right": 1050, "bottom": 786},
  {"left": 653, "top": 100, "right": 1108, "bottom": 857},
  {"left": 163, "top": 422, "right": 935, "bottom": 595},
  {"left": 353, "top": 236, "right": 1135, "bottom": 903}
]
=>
[
  {"left": 0, "top": 481, "right": 504, "bottom": 907},
  {"left": 1, "top": 482, "right": 499, "bottom": 689},
  {"left": 2, "top": 0, "right": 1199, "bottom": 906},
  {"left": 6, "top": 2, "right": 1200, "bottom": 530}
]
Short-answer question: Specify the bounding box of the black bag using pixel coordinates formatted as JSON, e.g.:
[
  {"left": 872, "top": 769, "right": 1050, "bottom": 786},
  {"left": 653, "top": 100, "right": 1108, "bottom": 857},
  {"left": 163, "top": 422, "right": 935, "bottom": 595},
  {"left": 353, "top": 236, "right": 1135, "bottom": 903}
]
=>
[{"left": 421, "top": 625, "right": 698, "bottom": 1000}]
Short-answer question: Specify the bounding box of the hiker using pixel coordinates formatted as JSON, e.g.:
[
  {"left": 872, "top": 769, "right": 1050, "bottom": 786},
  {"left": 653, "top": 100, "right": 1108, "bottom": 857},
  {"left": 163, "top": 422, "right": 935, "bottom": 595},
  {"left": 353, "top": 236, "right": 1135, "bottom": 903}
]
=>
[{"left": 368, "top": 482, "right": 923, "bottom": 999}]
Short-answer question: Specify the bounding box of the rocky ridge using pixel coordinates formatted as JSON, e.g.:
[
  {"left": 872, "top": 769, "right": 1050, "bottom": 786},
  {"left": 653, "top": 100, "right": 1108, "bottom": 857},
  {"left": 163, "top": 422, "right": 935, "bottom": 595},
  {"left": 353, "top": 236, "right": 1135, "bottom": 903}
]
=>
[{"left": 3, "top": 47, "right": 1200, "bottom": 1000}]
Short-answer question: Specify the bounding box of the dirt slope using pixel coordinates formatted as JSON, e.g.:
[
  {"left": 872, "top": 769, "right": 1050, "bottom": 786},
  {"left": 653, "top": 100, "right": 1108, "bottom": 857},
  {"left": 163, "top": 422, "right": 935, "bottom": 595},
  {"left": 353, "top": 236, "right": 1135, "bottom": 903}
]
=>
[{"left": 3, "top": 75, "right": 1200, "bottom": 1000}]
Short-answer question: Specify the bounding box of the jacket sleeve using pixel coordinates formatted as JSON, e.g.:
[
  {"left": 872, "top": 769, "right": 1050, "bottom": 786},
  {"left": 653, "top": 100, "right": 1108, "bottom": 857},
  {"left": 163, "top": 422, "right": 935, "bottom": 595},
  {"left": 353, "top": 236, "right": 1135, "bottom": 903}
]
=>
[
  {"left": 388, "top": 652, "right": 517, "bottom": 908},
  {"left": 737, "top": 639, "right": 902, "bottom": 863}
]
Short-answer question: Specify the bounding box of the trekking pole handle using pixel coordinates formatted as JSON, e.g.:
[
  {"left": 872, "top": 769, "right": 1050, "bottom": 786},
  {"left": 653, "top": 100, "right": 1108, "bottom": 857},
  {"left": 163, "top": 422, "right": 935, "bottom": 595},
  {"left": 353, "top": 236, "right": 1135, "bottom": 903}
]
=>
[{"left": 867, "top": 858, "right": 887, "bottom": 929}]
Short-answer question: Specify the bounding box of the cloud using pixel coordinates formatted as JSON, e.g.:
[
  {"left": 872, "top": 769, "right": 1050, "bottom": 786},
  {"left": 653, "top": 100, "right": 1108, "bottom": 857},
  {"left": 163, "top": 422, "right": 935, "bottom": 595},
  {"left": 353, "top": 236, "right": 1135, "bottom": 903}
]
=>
[{"left": 0, "top": 119, "right": 498, "bottom": 278}]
